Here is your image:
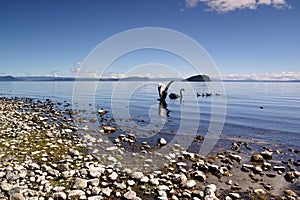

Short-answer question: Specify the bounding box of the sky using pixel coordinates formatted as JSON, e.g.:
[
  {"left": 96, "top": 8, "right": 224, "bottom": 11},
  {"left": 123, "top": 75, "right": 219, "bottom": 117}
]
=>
[{"left": 0, "top": 0, "right": 299, "bottom": 80}]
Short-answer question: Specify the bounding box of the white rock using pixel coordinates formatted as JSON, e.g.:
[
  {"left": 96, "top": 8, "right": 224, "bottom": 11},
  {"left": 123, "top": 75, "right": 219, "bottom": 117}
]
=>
[
  {"left": 150, "top": 178, "right": 160, "bottom": 186},
  {"left": 131, "top": 171, "right": 144, "bottom": 180},
  {"left": 88, "top": 196, "right": 103, "bottom": 200},
  {"left": 68, "top": 190, "right": 86, "bottom": 197},
  {"left": 89, "top": 165, "right": 105, "bottom": 178},
  {"left": 253, "top": 189, "right": 266, "bottom": 196},
  {"left": 230, "top": 154, "right": 242, "bottom": 162},
  {"left": 185, "top": 179, "right": 197, "bottom": 188},
  {"left": 140, "top": 176, "right": 149, "bottom": 183},
  {"left": 176, "top": 162, "right": 187, "bottom": 167},
  {"left": 102, "top": 188, "right": 112, "bottom": 196},
  {"left": 229, "top": 192, "right": 240, "bottom": 199},
  {"left": 124, "top": 190, "right": 137, "bottom": 200},
  {"left": 158, "top": 185, "right": 170, "bottom": 191},
  {"left": 127, "top": 180, "right": 135, "bottom": 186},
  {"left": 206, "top": 184, "right": 217, "bottom": 192},
  {"left": 53, "top": 186, "right": 66, "bottom": 192},
  {"left": 158, "top": 138, "right": 167, "bottom": 146},
  {"left": 158, "top": 190, "right": 168, "bottom": 197},
  {"left": 109, "top": 172, "right": 118, "bottom": 181},
  {"left": 106, "top": 146, "right": 118, "bottom": 151}
]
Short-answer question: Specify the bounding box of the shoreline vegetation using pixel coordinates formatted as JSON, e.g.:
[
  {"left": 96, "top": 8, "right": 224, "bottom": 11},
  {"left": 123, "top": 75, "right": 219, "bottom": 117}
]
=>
[
  {"left": 0, "top": 97, "right": 299, "bottom": 199},
  {"left": 1, "top": 75, "right": 300, "bottom": 82}
]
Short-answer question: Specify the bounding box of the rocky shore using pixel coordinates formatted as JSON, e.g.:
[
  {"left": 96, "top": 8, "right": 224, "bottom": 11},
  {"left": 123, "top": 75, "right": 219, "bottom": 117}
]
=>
[{"left": 0, "top": 97, "right": 299, "bottom": 200}]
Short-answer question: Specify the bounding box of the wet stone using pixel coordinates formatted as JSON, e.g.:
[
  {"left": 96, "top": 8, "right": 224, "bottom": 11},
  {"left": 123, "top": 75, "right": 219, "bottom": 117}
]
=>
[{"left": 251, "top": 154, "right": 264, "bottom": 163}]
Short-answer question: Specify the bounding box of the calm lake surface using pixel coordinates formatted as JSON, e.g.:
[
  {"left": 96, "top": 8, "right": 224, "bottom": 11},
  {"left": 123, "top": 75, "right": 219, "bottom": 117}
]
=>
[{"left": 1, "top": 81, "right": 300, "bottom": 150}]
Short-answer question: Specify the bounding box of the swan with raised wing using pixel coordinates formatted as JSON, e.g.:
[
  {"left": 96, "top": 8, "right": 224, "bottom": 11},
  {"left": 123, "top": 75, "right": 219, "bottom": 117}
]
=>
[{"left": 158, "top": 80, "right": 174, "bottom": 101}]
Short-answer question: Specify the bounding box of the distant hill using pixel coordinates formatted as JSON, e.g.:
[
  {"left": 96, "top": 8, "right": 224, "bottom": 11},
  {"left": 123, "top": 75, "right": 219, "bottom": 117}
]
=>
[
  {"left": 0, "top": 76, "right": 142, "bottom": 82},
  {"left": 120, "top": 76, "right": 150, "bottom": 81},
  {"left": 184, "top": 75, "right": 211, "bottom": 82},
  {"left": 0, "top": 76, "right": 23, "bottom": 81}
]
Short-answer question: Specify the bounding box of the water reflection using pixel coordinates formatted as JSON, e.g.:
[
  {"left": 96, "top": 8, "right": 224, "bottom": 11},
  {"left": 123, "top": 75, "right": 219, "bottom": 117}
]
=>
[{"left": 158, "top": 99, "right": 170, "bottom": 117}]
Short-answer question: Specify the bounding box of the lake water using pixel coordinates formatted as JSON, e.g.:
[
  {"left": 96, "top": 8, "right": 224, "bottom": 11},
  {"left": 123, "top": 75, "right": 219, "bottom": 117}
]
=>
[{"left": 1, "top": 81, "right": 300, "bottom": 151}]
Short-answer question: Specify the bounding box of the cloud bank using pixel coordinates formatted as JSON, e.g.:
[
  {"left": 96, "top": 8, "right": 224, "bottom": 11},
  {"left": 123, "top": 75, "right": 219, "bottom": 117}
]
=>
[
  {"left": 185, "top": 0, "right": 291, "bottom": 13},
  {"left": 220, "top": 71, "right": 300, "bottom": 81},
  {"left": 73, "top": 70, "right": 300, "bottom": 81}
]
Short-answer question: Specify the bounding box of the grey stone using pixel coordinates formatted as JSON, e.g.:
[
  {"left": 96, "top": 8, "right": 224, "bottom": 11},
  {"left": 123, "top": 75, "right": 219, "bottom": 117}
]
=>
[
  {"left": 193, "top": 171, "right": 206, "bottom": 181},
  {"left": 157, "top": 190, "right": 168, "bottom": 200},
  {"left": 52, "top": 186, "right": 66, "bottom": 192},
  {"left": 260, "top": 150, "right": 273, "bottom": 159},
  {"left": 68, "top": 190, "right": 86, "bottom": 197},
  {"left": 88, "top": 178, "right": 100, "bottom": 187},
  {"left": 102, "top": 188, "right": 112, "bottom": 197},
  {"left": 253, "top": 189, "right": 266, "bottom": 196},
  {"left": 140, "top": 176, "right": 149, "bottom": 183},
  {"left": 230, "top": 154, "right": 242, "bottom": 162},
  {"left": 284, "top": 189, "right": 298, "bottom": 197},
  {"left": 88, "top": 165, "right": 105, "bottom": 178},
  {"left": 1, "top": 182, "right": 12, "bottom": 192},
  {"left": 124, "top": 190, "right": 137, "bottom": 199},
  {"left": 52, "top": 192, "right": 67, "bottom": 200},
  {"left": 251, "top": 154, "right": 264, "bottom": 162},
  {"left": 10, "top": 193, "right": 25, "bottom": 200},
  {"left": 91, "top": 187, "right": 101, "bottom": 195},
  {"left": 150, "top": 178, "right": 160, "bottom": 186},
  {"left": 179, "top": 173, "right": 188, "bottom": 184},
  {"left": 69, "top": 149, "right": 80, "bottom": 157},
  {"left": 73, "top": 178, "right": 88, "bottom": 189},
  {"left": 273, "top": 165, "right": 286, "bottom": 172},
  {"left": 158, "top": 185, "right": 170, "bottom": 191},
  {"left": 131, "top": 171, "right": 144, "bottom": 180},
  {"left": 207, "top": 184, "right": 217, "bottom": 192},
  {"left": 229, "top": 192, "right": 240, "bottom": 199}
]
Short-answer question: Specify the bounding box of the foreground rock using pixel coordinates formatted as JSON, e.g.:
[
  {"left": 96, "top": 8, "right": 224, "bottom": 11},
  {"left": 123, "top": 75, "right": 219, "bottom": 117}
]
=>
[{"left": 0, "top": 97, "right": 299, "bottom": 199}]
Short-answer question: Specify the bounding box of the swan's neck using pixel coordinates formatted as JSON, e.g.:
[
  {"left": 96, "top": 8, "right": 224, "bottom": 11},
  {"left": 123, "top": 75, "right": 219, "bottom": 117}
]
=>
[{"left": 180, "top": 89, "right": 184, "bottom": 96}]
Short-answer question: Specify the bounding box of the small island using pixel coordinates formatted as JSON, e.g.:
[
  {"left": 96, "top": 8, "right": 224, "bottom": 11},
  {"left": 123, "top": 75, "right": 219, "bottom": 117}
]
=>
[{"left": 184, "top": 74, "right": 211, "bottom": 82}]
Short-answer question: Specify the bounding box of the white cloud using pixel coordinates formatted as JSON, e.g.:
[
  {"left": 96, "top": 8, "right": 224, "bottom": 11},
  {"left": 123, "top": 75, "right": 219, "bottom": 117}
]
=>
[
  {"left": 258, "top": 0, "right": 272, "bottom": 5},
  {"left": 185, "top": 0, "right": 291, "bottom": 13},
  {"left": 273, "top": 0, "right": 292, "bottom": 9},
  {"left": 101, "top": 72, "right": 185, "bottom": 79},
  {"left": 75, "top": 61, "right": 82, "bottom": 66},
  {"left": 71, "top": 67, "right": 99, "bottom": 78},
  {"left": 46, "top": 71, "right": 61, "bottom": 77},
  {"left": 71, "top": 67, "right": 81, "bottom": 73},
  {"left": 219, "top": 71, "right": 300, "bottom": 81},
  {"left": 186, "top": 0, "right": 202, "bottom": 8}
]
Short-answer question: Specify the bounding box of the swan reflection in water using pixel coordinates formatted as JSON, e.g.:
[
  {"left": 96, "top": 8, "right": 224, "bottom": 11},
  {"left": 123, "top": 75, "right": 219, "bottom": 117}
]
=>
[{"left": 158, "top": 99, "right": 170, "bottom": 117}]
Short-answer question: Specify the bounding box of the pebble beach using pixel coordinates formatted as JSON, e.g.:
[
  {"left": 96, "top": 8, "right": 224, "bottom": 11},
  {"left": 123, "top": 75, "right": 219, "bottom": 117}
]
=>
[{"left": 0, "top": 97, "right": 299, "bottom": 200}]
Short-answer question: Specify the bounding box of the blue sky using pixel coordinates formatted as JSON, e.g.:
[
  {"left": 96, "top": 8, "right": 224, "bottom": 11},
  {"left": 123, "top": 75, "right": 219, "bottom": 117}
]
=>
[{"left": 0, "top": 0, "right": 299, "bottom": 80}]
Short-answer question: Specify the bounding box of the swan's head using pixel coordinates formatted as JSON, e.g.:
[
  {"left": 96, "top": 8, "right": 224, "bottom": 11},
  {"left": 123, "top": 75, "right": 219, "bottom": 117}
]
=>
[{"left": 158, "top": 82, "right": 163, "bottom": 87}]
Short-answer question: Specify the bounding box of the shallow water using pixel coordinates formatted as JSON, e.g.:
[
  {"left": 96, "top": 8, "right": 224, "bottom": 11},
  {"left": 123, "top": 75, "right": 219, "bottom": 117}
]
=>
[{"left": 1, "top": 81, "right": 300, "bottom": 150}]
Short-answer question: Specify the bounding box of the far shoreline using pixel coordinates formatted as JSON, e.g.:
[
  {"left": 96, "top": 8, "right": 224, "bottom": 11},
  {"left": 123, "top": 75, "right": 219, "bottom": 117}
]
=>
[{"left": 1, "top": 75, "right": 300, "bottom": 82}]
